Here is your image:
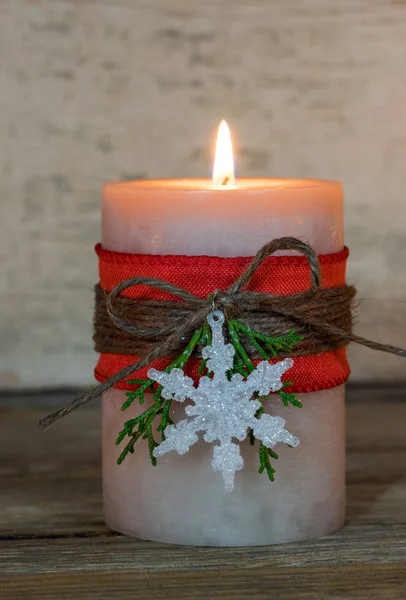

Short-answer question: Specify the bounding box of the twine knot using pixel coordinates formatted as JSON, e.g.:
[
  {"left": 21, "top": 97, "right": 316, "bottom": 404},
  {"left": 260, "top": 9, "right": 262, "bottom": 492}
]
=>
[{"left": 211, "top": 289, "right": 241, "bottom": 316}]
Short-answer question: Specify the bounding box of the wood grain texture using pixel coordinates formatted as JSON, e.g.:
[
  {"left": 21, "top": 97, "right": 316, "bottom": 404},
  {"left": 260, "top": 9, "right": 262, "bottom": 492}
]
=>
[
  {"left": 1, "top": 1, "right": 406, "bottom": 388},
  {"left": 0, "top": 387, "right": 406, "bottom": 598},
  {"left": 2, "top": 564, "right": 406, "bottom": 600}
]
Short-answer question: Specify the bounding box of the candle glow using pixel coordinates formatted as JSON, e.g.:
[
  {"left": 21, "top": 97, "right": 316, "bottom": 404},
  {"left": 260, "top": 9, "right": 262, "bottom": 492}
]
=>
[{"left": 212, "top": 120, "right": 236, "bottom": 188}]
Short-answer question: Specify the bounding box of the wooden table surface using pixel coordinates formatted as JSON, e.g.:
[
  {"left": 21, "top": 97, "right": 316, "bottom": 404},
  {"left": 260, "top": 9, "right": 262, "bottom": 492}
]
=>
[{"left": 1, "top": 386, "right": 406, "bottom": 599}]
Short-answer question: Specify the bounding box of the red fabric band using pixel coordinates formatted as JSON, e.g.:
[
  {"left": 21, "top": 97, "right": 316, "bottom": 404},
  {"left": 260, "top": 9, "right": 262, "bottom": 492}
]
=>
[{"left": 95, "top": 244, "right": 350, "bottom": 393}]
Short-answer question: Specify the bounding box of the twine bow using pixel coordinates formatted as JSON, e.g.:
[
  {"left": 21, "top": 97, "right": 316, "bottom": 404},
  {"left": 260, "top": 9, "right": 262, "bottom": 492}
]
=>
[{"left": 40, "top": 237, "right": 406, "bottom": 429}]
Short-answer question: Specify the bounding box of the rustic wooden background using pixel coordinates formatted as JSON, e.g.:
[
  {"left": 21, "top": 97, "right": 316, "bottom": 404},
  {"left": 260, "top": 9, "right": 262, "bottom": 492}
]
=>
[{"left": 1, "top": 0, "right": 406, "bottom": 389}]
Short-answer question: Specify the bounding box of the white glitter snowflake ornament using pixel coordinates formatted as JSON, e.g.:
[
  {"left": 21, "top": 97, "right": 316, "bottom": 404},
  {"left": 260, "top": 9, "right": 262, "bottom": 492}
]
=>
[{"left": 148, "top": 311, "right": 300, "bottom": 491}]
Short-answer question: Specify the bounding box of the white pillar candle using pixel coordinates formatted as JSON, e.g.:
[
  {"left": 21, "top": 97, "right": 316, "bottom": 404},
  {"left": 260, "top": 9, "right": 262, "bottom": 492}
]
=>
[{"left": 101, "top": 125, "right": 345, "bottom": 546}]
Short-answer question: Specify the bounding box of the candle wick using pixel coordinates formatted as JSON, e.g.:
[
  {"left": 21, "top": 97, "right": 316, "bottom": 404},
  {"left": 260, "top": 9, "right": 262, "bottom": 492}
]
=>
[{"left": 221, "top": 176, "right": 229, "bottom": 186}]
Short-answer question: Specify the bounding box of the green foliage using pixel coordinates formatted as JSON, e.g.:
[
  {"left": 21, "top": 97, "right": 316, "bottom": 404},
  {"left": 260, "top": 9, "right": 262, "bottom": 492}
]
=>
[
  {"left": 229, "top": 320, "right": 303, "bottom": 358},
  {"left": 279, "top": 388, "right": 303, "bottom": 408},
  {"left": 116, "top": 315, "right": 303, "bottom": 484},
  {"left": 116, "top": 327, "right": 204, "bottom": 465},
  {"left": 259, "top": 443, "right": 279, "bottom": 481},
  {"left": 226, "top": 320, "right": 303, "bottom": 481}
]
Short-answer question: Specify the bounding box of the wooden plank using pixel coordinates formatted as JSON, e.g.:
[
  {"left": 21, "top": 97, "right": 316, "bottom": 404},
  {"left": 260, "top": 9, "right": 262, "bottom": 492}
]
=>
[
  {"left": 1, "top": 523, "right": 406, "bottom": 575},
  {"left": 0, "top": 478, "right": 107, "bottom": 536},
  {"left": 1, "top": 563, "right": 406, "bottom": 600},
  {"left": 0, "top": 405, "right": 103, "bottom": 536}
]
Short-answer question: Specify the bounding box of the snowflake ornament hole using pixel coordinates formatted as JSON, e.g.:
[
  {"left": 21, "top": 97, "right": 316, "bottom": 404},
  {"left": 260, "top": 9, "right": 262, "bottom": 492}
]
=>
[
  {"left": 148, "top": 310, "right": 300, "bottom": 491},
  {"left": 207, "top": 310, "right": 224, "bottom": 326}
]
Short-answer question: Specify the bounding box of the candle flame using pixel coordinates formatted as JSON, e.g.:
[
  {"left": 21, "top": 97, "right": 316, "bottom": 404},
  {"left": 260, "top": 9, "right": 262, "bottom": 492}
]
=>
[{"left": 212, "top": 120, "right": 235, "bottom": 187}]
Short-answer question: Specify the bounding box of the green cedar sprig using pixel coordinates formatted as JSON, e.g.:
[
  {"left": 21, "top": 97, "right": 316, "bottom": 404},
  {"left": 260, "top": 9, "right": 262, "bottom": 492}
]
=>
[
  {"left": 226, "top": 319, "right": 303, "bottom": 479},
  {"left": 116, "top": 327, "right": 204, "bottom": 465}
]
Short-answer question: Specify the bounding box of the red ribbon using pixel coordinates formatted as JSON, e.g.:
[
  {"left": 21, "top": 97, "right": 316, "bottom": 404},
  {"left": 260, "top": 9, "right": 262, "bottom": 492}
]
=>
[{"left": 95, "top": 244, "right": 350, "bottom": 393}]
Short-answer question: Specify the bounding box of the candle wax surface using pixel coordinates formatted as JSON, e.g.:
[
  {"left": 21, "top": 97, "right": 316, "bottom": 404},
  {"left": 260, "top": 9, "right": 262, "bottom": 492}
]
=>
[
  {"left": 102, "top": 178, "right": 343, "bottom": 256},
  {"left": 102, "top": 176, "right": 346, "bottom": 546}
]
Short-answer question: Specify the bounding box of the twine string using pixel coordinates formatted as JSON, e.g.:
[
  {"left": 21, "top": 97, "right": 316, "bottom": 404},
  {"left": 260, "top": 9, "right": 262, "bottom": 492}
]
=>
[
  {"left": 40, "top": 236, "right": 406, "bottom": 430},
  {"left": 228, "top": 236, "right": 321, "bottom": 295},
  {"left": 106, "top": 276, "right": 203, "bottom": 338}
]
